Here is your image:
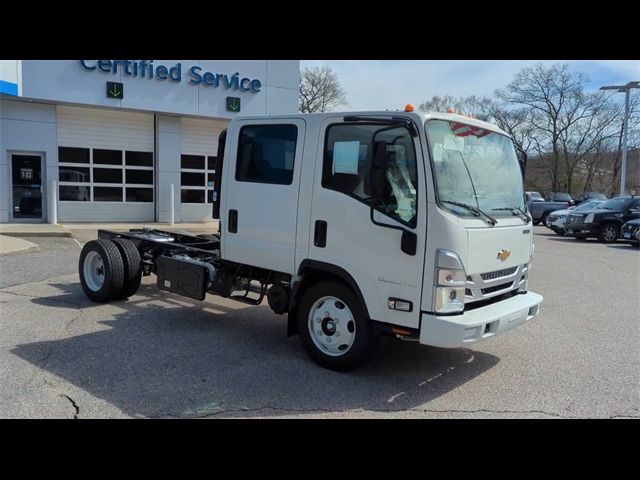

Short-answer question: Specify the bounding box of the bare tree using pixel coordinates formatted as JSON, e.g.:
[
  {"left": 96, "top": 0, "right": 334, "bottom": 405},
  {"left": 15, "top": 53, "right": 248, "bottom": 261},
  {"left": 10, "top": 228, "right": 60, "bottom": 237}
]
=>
[
  {"left": 419, "top": 94, "right": 493, "bottom": 121},
  {"left": 299, "top": 66, "right": 348, "bottom": 113},
  {"left": 496, "top": 63, "right": 589, "bottom": 193},
  {"left": 488, "top": 103, "right": 536, "bottom": 154},
  {"left": 557, "top": 91, "right": 622, "bottom": 194}
]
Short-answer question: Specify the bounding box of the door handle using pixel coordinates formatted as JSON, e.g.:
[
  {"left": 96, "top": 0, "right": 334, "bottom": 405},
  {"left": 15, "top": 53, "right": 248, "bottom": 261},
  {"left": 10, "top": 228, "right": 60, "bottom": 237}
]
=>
[
  {"left": 314, "top": 220, "right": 327, "bottom": 247},
  {"left": 228, "top": 209, "right": 238, "bottom": 233}
]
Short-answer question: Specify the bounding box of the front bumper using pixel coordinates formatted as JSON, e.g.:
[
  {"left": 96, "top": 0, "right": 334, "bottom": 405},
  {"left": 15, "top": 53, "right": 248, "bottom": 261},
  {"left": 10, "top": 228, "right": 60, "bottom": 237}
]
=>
[
  {"left": 419, "top": 291, "right": 543, "bottom": 348},
  {"left": 565, "top": 223, "right": 598, "bottom": 237},
  {"left": 621, "top": 225, "right": 640, "bottom": 242}
]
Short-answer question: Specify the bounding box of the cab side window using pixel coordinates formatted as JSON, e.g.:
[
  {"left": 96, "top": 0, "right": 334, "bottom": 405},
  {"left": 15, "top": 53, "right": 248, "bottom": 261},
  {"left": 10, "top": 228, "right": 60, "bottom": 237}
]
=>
[
  {"left": 322, "top": 123, "right": 418, "bottom": 227},
  {"left": 235, "top": 124, "right": 297, "bottom": 185}
]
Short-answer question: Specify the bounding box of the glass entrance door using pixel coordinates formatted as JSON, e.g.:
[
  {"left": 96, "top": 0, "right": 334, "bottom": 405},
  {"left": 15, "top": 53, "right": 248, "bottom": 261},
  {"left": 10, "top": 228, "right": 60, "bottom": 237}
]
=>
[{"left": 11, "top": 154, "right": 44, "bottom": 221}]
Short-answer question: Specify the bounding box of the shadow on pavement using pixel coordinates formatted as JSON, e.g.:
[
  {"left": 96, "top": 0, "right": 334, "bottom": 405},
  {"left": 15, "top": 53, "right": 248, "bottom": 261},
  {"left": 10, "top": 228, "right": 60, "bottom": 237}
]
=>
[
  {"left": 13, "top": 281, "right": 500, "bottom": 418},
  {"left": 606, "top": 244, "right": 639, "bottom": 251}
]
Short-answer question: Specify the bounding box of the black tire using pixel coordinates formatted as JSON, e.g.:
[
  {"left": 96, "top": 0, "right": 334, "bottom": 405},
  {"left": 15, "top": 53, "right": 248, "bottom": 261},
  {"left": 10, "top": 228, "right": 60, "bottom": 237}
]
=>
[
  {"left": 533, "top": 220, "right": 540, "bottom": 226},
  {"left": 598, "top": 223, "right": 619, "bottom": 243},
  {"left": 541, "top": 212, "right": 550, "bottom": 226},
  {"left": 297, "top": 280, "right": 377, "bottom": 372},
  {"left": 554, "top": 230, "right": 565, "bottom": 236},
  {"left": 112, "top": 238, "right": 142, "bottom": 299},
  {"left": 79, "top": 239, "right": 124, "bottom": 303}
]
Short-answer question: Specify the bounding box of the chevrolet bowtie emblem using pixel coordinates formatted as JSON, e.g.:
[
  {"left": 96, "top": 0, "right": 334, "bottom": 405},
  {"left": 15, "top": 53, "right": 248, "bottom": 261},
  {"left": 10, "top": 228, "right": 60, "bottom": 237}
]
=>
[{"left": 497, "top": 249, "right": 511, "bottom": 261}]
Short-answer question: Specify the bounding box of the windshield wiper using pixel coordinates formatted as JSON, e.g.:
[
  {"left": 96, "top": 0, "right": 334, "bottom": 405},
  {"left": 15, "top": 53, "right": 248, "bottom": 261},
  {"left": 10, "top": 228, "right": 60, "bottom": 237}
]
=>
[
  {"left": 442, "top": 200, "right": 497, "bottom": 226},
  {"left": 492, "top": 207, "right": 531, "bottom": 223}
]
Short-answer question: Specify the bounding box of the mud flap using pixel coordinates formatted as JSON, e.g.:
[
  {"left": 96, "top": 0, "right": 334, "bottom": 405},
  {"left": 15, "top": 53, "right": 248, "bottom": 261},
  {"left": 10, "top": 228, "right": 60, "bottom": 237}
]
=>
[{"left": 287, "top": 308, "right": 298, "bottom": 337}]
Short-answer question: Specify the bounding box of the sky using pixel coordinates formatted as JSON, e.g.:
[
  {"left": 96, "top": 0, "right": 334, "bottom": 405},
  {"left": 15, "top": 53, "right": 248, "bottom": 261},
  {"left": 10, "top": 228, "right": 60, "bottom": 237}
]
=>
[{"left": 300, "top": 60, "right": 640, "bottom": 111}]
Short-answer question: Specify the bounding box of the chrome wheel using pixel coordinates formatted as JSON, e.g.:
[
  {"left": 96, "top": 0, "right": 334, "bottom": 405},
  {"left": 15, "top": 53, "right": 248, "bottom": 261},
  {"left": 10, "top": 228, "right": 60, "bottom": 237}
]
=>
[
  {"left": 307, "top": 296, "right": 356, "bottom": 357},
  {"left": 83, "top": 251, "right": 105, "bottom": 292},
  {"left": 602, "top": 226, "right": 618, "bottom": 242}
]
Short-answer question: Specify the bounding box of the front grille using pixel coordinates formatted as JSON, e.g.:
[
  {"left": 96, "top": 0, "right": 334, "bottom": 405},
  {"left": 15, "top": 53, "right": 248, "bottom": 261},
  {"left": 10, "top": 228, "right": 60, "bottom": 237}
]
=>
[
  {"left": 480, "top": 267, "right": 517, "bottom": 281},
  {"left": 481, "top": 281, "right": 513, "bottom": 295},
  {"left": 567, "top": 214, "right": 584, "bottom": 225}
]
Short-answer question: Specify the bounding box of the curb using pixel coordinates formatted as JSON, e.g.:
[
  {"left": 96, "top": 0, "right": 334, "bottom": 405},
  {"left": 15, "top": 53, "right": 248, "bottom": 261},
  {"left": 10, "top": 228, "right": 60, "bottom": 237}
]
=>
[
  {"left": 0, "top": 231, "right": 71, "bottom": 238},
  {"left": 0, "top": 236, "right": 40, "bottom": 256}
]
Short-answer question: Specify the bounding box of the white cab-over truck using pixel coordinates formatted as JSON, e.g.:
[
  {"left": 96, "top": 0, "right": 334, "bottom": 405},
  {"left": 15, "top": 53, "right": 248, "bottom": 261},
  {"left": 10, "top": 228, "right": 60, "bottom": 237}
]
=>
[{"left": 78, "top": 110, "right": 543, "bottom": 371}]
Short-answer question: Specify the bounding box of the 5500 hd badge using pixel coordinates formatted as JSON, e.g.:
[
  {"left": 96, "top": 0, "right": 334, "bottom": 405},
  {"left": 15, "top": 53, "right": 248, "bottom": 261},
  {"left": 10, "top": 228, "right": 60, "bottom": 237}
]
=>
[{"left": 80, "top": 60, "right": 262, "bottom": 93}]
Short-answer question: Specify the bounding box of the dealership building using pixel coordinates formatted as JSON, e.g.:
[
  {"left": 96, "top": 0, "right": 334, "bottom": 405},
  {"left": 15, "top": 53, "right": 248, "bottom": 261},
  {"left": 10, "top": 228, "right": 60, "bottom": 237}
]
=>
[{"left": 0, "top": 60, "right": 300, "bottom": 224}]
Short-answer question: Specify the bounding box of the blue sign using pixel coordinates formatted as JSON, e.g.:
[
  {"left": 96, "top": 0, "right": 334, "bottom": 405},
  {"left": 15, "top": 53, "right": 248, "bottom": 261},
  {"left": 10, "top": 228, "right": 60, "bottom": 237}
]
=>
[{"left": 80, "top": 60, "right": 262, "bottom": 93}]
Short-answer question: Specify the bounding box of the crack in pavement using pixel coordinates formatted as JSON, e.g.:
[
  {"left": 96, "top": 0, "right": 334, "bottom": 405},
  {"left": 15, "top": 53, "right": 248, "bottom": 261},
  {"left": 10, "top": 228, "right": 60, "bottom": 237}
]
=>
[
  {"left": 146, "top": 405, "right": 589, "bottom": 419},
  {"left": 61, "top": 394, "right": 80, "bottom": 419}
]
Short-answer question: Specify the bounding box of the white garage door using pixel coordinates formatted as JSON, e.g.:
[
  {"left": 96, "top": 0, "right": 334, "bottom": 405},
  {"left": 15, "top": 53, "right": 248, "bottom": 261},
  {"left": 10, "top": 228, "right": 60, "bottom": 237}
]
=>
[
  {"left": 180, "top": 117, "right": 228, "bottom": 222},
  {"left": 56, "top": 106, "right": 155, "bottom": 222}
]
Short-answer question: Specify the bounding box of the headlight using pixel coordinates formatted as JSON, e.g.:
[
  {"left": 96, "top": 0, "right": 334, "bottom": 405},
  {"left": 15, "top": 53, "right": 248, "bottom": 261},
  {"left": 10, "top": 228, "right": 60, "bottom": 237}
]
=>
[
  {"left": 585, "top": 213, "right": 594, "bottom": 223},
  {"left": 434, "top": 249, "right": 466, "bottom": 313},
  {"left": 436, "top": 269, "right": 466, "bottom": 286}
]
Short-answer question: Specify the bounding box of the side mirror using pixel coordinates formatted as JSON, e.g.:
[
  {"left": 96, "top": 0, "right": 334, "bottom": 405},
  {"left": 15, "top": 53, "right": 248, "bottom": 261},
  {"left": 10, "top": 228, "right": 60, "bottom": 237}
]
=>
[{"left": 365, "top": 140, "right": 388, "bottom": 198}]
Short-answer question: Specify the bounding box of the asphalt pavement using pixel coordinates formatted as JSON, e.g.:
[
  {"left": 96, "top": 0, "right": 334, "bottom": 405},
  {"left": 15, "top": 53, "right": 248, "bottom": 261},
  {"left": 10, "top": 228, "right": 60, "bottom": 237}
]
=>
[{"left": 0, "top": 227, "right": 638, "bottom": 418}]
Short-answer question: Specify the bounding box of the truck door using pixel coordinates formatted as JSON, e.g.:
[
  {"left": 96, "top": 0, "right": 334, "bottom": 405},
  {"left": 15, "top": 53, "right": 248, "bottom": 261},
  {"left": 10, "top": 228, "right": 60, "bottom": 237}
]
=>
[
  {"left": 221, "top": 118, "right": 305, "bottom": 274},
  {"left": 308, "top": 118, "right": 427, "bottom": 329}
]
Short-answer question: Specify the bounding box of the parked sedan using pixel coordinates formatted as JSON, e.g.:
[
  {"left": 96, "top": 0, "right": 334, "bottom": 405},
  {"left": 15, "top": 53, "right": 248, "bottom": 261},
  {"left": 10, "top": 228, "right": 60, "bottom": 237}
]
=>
[
  {"left": 545, "top": 199, "right": 605, "bottom": 235},
  {"left": 621, "top": 218, "right": 640, "bottom": 247},
  {"left": 565, "top": 196, "right": 640, "bottom": 243}
]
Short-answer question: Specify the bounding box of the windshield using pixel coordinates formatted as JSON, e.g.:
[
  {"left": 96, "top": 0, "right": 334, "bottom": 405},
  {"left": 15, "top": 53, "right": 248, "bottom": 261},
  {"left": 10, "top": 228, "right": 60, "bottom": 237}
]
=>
[
  {"left": 425, "top": 120, "right": 524, "bottom": 217},
  {"left": 574, "top": 200, "right": 604, "bottom": 212},
  {"left": 599, "top": 197, "right": 630, "bottom": 210}
]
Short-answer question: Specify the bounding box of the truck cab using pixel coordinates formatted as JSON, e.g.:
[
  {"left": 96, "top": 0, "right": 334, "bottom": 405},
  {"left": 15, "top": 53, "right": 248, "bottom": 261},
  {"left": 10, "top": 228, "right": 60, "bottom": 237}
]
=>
[
  {"left": 80, "top": 109, "right": 543, "bottom": 371},
  {"left": 216, "top": 110, "right": 542, "bottom": 368}
]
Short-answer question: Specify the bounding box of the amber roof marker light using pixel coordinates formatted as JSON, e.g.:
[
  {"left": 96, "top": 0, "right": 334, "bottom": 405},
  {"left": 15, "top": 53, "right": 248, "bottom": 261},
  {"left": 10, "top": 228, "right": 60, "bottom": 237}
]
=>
[{"left": 404, "top": 104, "right": 414, "bottom": 112}]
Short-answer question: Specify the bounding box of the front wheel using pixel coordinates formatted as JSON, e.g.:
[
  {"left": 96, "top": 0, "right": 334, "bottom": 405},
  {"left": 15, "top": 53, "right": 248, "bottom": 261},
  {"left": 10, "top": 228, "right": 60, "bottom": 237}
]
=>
[
  {"left": 598, "top": 224, "right": 619, "bottom": 243},
  {"left": 297, "top": 280, "right": 377, "bottom": 371}
]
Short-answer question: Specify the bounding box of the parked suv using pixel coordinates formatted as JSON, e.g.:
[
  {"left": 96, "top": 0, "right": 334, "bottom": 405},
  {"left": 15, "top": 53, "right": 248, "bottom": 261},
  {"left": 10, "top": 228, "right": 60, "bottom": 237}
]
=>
[
  {"left": 565, "top": 196, "right": 640, "bottom": 243},
  {"left": 545, "top": 199, "right": 605, "bottom": 235}
]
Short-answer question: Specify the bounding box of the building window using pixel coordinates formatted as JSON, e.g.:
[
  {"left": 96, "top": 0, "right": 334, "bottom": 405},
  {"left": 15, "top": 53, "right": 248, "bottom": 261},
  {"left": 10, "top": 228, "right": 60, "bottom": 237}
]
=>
[
  {"left": 58, "top": 147, "right": 153, "bottom": 202},
  {"left": 180, "top": 154, "right": 216, "bottom": 204},
  {"left": 235, "top": 124, "right": 297, "bottom": 185}
]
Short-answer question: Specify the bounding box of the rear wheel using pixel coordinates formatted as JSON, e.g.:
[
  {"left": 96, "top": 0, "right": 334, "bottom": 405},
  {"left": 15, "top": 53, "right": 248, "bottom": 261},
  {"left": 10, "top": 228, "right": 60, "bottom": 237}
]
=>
[
  {"left": 79, "top": 240, "right": 124, "bottom": 302},
  {"left": 598, "top": 224, "right": 619, "bottom": 243},
  {"left": 112, "top": 238, "right": 142, "bottom": 299},
  {"left": 297, "top": 280, "right": 377, "bottom": 371},
  {"left": 541, "top": 212, "right": 550, "bottom": 226}
]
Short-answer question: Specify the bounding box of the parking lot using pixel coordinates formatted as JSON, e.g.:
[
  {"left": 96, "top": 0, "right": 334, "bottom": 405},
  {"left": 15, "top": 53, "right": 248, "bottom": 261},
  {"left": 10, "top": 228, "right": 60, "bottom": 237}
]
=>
[{"left": 0, "top": 226, "right": 638, "bottom": 419}]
